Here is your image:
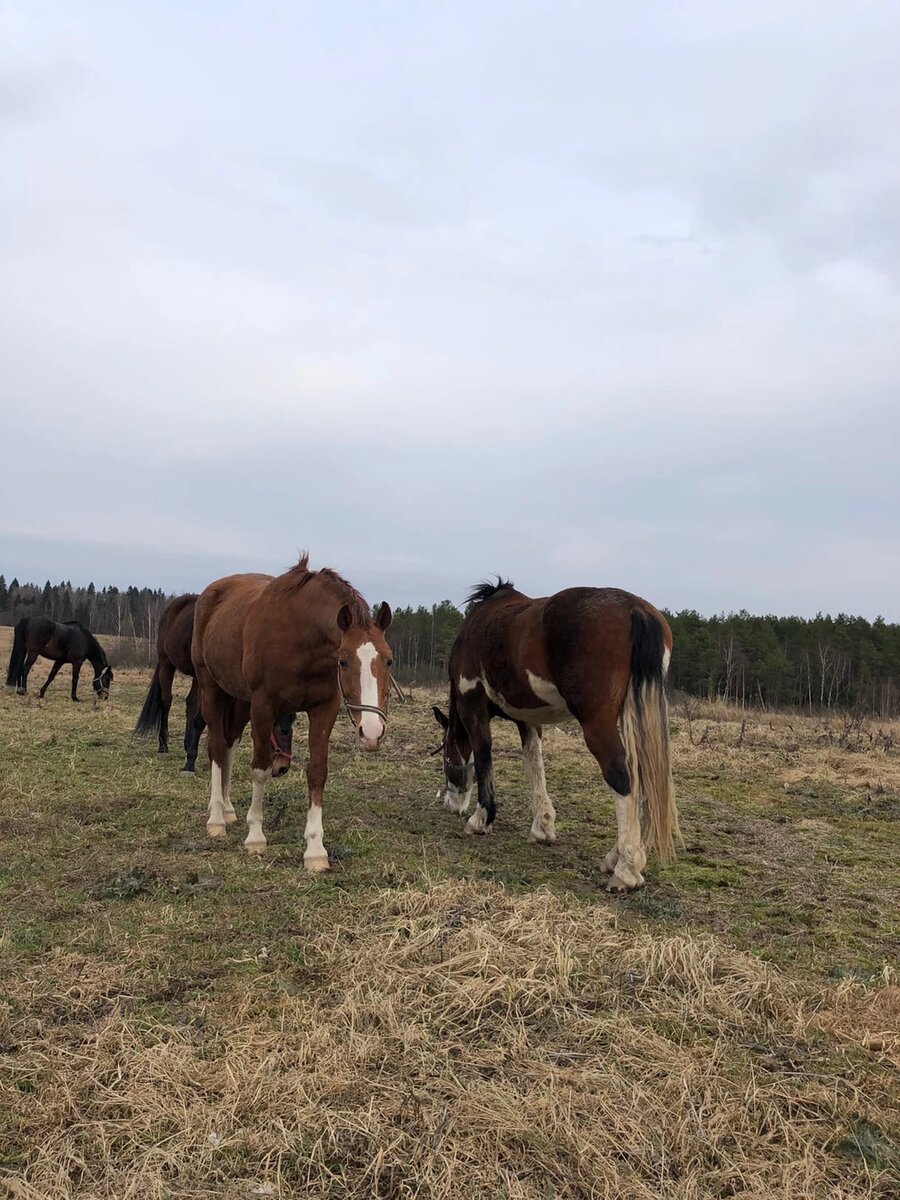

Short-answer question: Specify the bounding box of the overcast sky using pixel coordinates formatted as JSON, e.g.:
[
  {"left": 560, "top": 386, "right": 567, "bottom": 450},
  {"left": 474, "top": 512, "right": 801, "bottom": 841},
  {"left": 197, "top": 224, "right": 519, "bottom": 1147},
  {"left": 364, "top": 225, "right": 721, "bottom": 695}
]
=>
[{"left": 2, "top": 1, "right": 899, "bottom": 618}]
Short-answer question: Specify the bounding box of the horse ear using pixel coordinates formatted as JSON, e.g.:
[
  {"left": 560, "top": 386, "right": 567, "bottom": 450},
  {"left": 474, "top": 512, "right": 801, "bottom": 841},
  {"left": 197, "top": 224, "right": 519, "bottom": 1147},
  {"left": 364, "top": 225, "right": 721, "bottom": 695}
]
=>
[
  {"left": 432, "top": 706, "right": 449, "bottom": 730},
  {"left": 375, "top": 601, "right": 392, "bottom": 631},
  {"left": 337, "top": 604, "right": 353, "bottom": 632}
]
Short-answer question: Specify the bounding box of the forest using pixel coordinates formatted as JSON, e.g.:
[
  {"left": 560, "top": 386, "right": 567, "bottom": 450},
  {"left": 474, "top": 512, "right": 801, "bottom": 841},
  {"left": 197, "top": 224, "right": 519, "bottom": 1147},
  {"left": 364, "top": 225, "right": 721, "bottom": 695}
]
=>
[{"left": 2, "top": 574, "right": 899, "bottom": 716}]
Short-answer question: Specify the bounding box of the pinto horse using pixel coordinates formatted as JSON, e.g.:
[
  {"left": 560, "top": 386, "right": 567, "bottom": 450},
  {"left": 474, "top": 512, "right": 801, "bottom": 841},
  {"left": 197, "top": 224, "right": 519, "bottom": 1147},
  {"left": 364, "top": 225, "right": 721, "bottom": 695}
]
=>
[
  {"left": 432, "top": 579, "right": 678, "bottom": 893},
  {"left": 133, "top": 593, "right": 295, "bottom": 774},
  {"left": 5, "top": 617, "right": 113, "bottom": 700},
  {"left": 192, "top": 556, "right": 392, "bottom": 869}
]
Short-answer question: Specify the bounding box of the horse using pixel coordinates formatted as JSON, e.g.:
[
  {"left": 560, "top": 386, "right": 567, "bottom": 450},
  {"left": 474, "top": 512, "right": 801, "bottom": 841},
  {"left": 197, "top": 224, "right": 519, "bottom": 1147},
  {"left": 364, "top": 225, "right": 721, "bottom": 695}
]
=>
[
  {"left": 432, "top": 579, "right": 679, "bottom": 893},
  {"left": 191, "top": 555, "right": 393, "bottom": 870},
  {"left": 133, "top": 593, "right": 295, "bottom": 774},
  {"left": 5, "top": 617, "right": 114, "bottom": 700}
]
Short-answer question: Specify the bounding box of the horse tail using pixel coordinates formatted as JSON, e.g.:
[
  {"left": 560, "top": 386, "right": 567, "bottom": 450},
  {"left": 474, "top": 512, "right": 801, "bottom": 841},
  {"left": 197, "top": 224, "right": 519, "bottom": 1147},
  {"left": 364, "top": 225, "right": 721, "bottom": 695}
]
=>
[
  {"left": 6, "top": 619, "right": 28, "bottom": 688},
  {"left": 621, "top": 609, "right": 680, "bottom": 865},
  {"left": 134, "top": 662, "right": 164, "bottom": 738}
]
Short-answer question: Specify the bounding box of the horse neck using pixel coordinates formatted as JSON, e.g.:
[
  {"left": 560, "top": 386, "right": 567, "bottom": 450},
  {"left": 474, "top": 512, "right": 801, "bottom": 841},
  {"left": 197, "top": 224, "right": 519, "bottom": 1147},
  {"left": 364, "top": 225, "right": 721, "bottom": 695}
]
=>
[{"left": 85, "top": 638, "right": 108, "bottom": 674}]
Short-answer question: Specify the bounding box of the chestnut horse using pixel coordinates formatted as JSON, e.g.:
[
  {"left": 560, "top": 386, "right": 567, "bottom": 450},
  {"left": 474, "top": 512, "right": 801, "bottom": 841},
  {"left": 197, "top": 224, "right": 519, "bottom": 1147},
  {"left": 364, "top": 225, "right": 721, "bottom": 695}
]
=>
[
  {"left": 5, "top": 617, "right": 113, "bottom": 700},
  {"left": 433, "top": 579, "right": 678, "bottom": 893},
  {"left": 192, "top": 556, "right": 392, "bottom": 869},
  {"left": 134, "top": 593, "right": 294, "bottom": 774}
]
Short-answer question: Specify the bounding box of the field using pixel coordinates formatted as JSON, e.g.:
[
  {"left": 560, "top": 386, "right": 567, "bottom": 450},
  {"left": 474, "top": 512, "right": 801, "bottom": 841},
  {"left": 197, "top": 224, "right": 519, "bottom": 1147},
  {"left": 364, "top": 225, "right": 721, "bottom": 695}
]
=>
[{"left": 0, "top": 665, "right": 898, "bottom": 1198}]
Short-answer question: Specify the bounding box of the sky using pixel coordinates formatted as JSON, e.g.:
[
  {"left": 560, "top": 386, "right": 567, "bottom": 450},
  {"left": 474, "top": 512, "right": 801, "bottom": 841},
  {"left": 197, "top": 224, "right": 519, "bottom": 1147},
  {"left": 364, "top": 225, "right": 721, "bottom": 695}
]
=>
[{"left": 2, "top": 1, "right": 899, "bottom": 619}]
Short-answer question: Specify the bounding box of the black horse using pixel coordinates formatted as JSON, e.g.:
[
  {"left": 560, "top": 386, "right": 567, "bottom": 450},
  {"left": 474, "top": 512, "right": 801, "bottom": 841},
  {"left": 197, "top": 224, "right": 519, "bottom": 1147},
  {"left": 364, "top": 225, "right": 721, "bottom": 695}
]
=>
[{"left": 6, "top": 617, "right": 114, "bottom": 700}]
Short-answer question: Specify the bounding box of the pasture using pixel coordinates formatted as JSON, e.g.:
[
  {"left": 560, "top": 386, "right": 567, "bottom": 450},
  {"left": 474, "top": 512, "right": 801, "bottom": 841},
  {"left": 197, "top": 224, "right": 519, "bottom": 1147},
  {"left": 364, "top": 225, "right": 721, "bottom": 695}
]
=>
[{"left": 0, "top": 666, "right": 898, "bottom": 1198}]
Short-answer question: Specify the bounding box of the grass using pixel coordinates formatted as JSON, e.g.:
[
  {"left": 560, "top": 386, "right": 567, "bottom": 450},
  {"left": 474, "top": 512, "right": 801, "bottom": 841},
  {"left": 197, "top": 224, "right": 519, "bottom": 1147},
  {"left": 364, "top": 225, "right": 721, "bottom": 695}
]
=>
[{"left": 0, "top": 671, "right": 898, "bottom": 1198}]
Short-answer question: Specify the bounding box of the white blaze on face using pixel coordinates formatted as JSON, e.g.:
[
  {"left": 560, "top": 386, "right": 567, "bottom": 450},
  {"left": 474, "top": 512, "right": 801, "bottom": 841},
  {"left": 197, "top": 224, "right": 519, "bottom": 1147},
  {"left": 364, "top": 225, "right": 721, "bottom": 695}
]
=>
[{"left": 357, "top": 642, "right": 384, "bottom": 743}]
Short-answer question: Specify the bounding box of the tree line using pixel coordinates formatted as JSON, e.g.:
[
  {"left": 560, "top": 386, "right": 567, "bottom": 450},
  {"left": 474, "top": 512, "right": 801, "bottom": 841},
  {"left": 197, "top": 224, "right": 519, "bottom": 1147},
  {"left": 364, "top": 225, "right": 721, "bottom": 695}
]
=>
[
  {"left": 0, "top": 575, "right": 167, "bottom": 649},
  {"left": 2, "top": 574, "right": 899, "bottom": 716}
]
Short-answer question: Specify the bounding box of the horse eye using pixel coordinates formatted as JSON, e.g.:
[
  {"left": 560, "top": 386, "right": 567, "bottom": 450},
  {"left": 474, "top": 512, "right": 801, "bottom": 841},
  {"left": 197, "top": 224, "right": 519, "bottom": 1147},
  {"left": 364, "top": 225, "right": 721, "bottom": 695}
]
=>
[
  {"left": 386, "top": 658, "right": 394, "bottom": 668},
  {"left": 339, "top": 659, "right": 348, "bottom": 669}
]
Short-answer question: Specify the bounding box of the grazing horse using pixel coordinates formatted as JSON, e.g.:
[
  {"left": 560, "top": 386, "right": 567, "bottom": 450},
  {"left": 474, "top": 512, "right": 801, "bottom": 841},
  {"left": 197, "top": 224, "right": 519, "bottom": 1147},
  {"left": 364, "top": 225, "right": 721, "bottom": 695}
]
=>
[
  {"left": 133, "top": 593, "right": 295, "bottom": 774},
  {"left": 192, "top": 555, "right": 393, "bottom": 869},
  {"left": 432, "top": 579, "right": 678, "bottom": 893},
  {"left": 5, "top": 617, "right": 113, "bottom": 700}
]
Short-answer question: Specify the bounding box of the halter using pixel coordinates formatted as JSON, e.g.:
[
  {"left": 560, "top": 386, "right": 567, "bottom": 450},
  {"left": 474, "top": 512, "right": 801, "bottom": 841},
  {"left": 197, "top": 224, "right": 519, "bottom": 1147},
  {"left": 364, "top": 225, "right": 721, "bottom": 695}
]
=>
[
  {"left": 441, "top": 742, "right": 474, "bottom": 789},
  {"left": 93, "top": 669, "right": 111, "bottom": 691},
  {"left": 270, "top": 731, "right": 293, "bottom": 763},
  {"left": 337, "top": 667, "right": 388, "bottom": 729}
]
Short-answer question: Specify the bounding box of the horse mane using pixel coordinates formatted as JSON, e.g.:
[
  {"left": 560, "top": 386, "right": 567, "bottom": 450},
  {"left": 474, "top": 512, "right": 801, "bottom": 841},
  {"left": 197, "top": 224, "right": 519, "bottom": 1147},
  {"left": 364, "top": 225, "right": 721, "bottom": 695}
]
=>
[
  {"left": 63, "top": 620, "right": 91, "bottom": 633},
  {"left": 466, "top": 576, "right": 516, "bottom": 606},
  {"left": 280, "top": 553, "right": 371, "bottom": 627}
]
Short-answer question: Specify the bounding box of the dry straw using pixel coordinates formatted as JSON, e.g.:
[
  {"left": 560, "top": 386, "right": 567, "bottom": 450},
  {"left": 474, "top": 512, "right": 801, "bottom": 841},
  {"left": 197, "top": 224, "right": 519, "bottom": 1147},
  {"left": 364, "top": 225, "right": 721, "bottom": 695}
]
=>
[{"left": 2, "top": 880, "right": 897, "bottom": 1199}]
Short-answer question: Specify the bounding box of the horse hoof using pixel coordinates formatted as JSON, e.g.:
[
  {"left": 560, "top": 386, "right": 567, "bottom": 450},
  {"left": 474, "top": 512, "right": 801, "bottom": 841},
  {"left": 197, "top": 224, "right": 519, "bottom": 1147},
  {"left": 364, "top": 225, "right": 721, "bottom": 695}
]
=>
[
  {"left": 530, "top": 828, "right": 557, "bottom": 844},
  {"left": 606, "top": 873, "right": 644, "bottom": 894},
  {"left": 304, "top": 855, "right": 330, "bottom": 872},
  {"left": 180, "top": 768, "right": 195, "bottom": 776},
  {"left": 223, "top": 812, "right": 237, "bottom": 826},
  {"left": 206, "top": 823, "right": 227, "bottom": 839},
  {"left": 245, "top": 840, "right": 267, "bottom": 856}
]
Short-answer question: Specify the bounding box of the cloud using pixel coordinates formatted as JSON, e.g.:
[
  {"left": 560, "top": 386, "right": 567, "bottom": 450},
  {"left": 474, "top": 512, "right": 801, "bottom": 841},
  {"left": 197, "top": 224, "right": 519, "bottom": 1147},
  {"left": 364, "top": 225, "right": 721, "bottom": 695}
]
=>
[{"left": 1, "top": 1, "right": 899, "bottom": 619}]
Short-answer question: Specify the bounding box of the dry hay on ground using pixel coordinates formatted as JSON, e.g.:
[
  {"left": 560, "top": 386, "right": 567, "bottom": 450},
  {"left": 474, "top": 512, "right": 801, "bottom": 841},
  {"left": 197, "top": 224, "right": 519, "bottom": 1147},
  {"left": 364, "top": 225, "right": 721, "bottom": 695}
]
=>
[{"left": 2, "top": 881, "right": 898, "bottom": 1200}]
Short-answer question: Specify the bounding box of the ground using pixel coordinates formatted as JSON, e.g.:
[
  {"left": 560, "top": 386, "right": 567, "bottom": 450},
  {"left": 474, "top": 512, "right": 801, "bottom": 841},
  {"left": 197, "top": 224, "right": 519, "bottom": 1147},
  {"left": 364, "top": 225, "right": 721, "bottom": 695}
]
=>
[{"left": 0, "top": 659, "right": 897, "bottom": 1199}]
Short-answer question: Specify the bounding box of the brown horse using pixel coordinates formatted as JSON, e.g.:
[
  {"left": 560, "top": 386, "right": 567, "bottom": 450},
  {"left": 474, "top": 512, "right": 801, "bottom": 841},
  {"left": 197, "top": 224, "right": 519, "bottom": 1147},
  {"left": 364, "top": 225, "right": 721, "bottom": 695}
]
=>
[
  {"left": 133, "top": 594, "right": 294, "bottom": 774},
  {"left": 192, "top": 556, "right": 393, "bottom": 869},
  {"left": 432, "top": 579, "right": 678, "bottom": 893},
  {"left": 5, "top": 617, "right": 113, "bottom": 700}
]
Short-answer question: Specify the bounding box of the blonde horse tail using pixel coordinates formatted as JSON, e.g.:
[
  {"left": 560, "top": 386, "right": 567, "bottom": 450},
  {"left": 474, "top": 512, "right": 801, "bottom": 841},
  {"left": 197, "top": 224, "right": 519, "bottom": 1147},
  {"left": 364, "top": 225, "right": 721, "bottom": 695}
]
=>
[{"left": 620, "top": 610, "right": 680, "bottom": 864}]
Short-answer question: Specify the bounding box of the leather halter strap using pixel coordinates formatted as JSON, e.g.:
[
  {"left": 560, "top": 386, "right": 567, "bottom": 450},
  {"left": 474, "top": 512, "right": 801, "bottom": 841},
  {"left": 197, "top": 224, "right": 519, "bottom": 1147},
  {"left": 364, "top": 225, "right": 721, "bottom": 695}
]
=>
[
  {"left": 337, "top": 667, "right": 388, "bottom": 727},
  {"left": 442, "top": 743, "right": 474, "bottom": 786},
  {"left": 271, "top": 731, "right": 292, "bottom": 763}
]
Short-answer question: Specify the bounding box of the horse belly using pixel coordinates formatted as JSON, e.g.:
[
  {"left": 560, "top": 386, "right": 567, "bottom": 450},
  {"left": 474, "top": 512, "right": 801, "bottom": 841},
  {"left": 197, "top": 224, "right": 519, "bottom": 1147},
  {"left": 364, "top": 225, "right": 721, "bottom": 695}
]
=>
[{"left": 479, "top": 672, "right": 572, "bottom": 725}]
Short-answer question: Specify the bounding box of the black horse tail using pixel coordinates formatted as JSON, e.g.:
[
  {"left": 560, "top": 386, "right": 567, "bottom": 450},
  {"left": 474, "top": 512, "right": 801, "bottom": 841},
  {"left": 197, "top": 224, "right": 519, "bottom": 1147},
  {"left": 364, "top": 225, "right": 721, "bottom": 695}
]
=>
[
  {"left": 134, "top": 662, "right": 164, "bottom": 738},
  {"left": 6, "top": 619, "right": 28, "bottom": 688}
]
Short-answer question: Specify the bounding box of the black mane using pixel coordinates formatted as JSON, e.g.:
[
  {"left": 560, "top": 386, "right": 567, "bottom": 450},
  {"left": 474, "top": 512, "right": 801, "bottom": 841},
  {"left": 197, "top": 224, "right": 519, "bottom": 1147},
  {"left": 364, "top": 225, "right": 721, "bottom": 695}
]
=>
[{"left": 466, "top": 577, "right": 515, "bottom": 607}]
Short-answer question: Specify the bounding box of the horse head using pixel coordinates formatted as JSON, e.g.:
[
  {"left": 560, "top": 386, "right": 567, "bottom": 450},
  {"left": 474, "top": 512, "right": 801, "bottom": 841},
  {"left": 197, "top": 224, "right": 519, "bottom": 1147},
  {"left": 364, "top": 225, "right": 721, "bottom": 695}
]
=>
[{"left": 336, "top": 601, "right": 393, "bottom": 752}]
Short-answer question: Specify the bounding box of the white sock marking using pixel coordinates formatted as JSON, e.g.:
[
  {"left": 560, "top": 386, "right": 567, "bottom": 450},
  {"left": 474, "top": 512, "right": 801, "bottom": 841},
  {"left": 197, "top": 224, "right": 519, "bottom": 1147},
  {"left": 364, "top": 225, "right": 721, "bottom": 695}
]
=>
[
  {"left": 207, "top": 762, "right": 226, "bottom": 834},
  {"left": 245, "top": 766, "right": 270, "bottom": 852},
  {"left": 304, "top": 803, "right": 328, "bottom": 866},
  {"left": 522, "top": 727, "right": 556, "bottom": 841}
]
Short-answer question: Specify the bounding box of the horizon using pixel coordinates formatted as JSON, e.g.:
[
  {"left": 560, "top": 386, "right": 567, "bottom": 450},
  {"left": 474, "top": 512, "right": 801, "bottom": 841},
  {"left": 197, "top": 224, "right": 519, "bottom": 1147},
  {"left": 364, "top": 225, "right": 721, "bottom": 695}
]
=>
[{"left": 1, "top": 555, "right": 895, "bottom": 627}]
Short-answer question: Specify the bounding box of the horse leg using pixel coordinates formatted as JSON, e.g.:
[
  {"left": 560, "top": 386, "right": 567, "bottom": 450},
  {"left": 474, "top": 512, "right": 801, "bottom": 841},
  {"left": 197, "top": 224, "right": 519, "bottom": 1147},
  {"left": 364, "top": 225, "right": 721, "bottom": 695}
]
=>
[
  {"left": 200, "top": 679, "right": 233, "bottom": 838},
  {"left": 302, "top": 700, "right": 339, "bottom": 871},
  {"left": 182, "top": 679, "right": 206, "bottom": 773},
  {"left": 220, "top": 701, "right": 247, "bottom": 827},
  {"left": 519, "top": 723, "right": 556, "bottom": 843},
  {"left": 37, "top": 658, "right": 62, "bottom": 698},
  {"left": 70, "top": 660, "right": 83, "bottom": 701},
  {"left": 465, "top": 710, "right": 496, "bottom": 834},
  {"left": 157, "top": 661, "right": 176, "bottom": 753},
  {"left": 20, "top": 651, "right": 39, "bottom": 693},
  {"left": 245, "top": 696, "right": 275, "bottom": 855},
  {"left": 581, "top": 713, "right": 646, "bottom": 893}
]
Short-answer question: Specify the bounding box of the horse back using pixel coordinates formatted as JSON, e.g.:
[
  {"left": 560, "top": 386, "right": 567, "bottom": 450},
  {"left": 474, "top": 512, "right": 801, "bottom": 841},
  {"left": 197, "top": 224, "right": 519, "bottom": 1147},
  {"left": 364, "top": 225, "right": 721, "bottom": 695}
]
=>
[
  {"left": 193, "top": 574, "right": 274, "bottom": 699},
  {"left": 451, "top": 587, "right": 671, "bottom": 723}
]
